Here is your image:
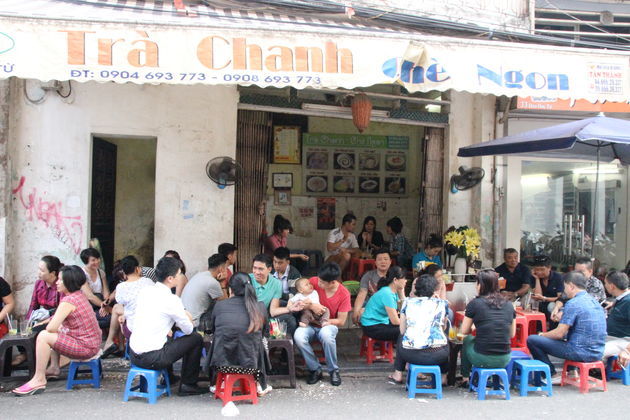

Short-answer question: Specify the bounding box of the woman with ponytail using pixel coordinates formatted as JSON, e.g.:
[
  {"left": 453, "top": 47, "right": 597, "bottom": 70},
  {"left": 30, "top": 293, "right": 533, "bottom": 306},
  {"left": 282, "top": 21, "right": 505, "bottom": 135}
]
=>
[
  {"left": 360, "top": 266, "right": 407, "bottom": 342},
  {"left": 208, "top": 272, "right": 271, "bottom": 395}
]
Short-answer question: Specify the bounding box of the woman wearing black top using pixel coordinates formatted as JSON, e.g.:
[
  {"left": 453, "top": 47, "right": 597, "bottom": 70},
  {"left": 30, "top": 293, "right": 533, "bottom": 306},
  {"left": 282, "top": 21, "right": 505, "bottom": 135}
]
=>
[
  {"left": 460, "top": 269, "right": 516, "bottom": 383},
  {"left": 357, "top": 216, "right": 385, "bottom": 253},
  {"left": 208, "top": 272, "right": 271, "bottom": 395}
]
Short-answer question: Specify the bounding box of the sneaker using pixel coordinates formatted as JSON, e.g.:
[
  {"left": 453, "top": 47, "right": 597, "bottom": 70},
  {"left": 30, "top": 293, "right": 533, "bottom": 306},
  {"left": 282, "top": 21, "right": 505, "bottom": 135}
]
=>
[
  {"left": 330, "top": 369, "right": 341, "bottom": 386},
  {"left": 306, "top": 369, "right": 322, "bottom": 385},
  {"left": 257, "top": 383, "right": 273, "bottom": 396},
  {"left": 550, "top": 373, "right": 562, "bottom": 385},
  {"left": 209, "top": 385, "right": 216, "bottom": 394}
]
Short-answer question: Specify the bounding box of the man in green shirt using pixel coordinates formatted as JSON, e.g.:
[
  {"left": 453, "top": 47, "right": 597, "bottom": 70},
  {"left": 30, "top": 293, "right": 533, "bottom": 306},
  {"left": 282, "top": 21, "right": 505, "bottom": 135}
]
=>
[{"left": 250, "top": 254, "right": 302, "bottom": 337}]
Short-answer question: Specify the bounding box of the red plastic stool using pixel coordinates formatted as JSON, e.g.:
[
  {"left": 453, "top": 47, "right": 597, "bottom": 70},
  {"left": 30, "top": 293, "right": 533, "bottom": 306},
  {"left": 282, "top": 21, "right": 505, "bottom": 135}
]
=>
[
  {"left": 214, "top": 372, "right": 258, "bottom": 406},
  {"left": 510, "top": 316, "right": 529, "bottom": 348},
  {"left": 360, "top": 335, "right": 394, "bottom": 365},
  {"left": 561, "top": 360, "right": 607, "bottom": 394}
]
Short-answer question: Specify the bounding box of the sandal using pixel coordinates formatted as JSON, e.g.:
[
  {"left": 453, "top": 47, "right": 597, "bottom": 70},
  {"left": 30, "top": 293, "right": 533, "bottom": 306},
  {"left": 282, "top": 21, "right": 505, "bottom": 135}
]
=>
[
  {"left": 387, "top": 375, "right": 404, "bottom": 385},
  {"left": 12, "top": 383, "right": 46, "bottom": 397}
]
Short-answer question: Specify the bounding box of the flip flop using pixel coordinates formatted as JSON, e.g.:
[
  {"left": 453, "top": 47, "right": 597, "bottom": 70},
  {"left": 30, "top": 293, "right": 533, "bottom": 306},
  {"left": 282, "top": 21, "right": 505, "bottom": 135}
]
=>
[
  {"left": 12, "top": 383, "right": 46, "bottom": 397},
  {"left": 387, "top": 376, "right": 404, "bottom": 385},
  {"left": 46, "top": 374, "right": 60, "bottom": 381}
]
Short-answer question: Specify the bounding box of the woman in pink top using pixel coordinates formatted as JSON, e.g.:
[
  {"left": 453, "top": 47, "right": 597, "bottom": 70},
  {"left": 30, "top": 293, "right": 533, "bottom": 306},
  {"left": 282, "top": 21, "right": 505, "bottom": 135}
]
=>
[
  {"left": 263, "top": 215, "right": 308, "bottom": 261},
  {"left": 13, "top": 265, "right": 101, "bottom": 397}
]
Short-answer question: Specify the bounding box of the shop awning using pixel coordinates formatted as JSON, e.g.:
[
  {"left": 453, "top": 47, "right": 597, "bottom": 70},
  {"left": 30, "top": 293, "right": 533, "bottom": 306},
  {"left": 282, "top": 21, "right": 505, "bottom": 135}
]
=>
[{"left": 0, "top": 0, "right": 628, "bottom": 101}]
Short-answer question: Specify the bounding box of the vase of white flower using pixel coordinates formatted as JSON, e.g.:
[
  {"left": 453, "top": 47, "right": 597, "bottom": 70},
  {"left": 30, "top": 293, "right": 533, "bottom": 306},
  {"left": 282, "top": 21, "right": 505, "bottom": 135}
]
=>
[{"left": 453, "top": 256, "right": 468, "bottom": 277}]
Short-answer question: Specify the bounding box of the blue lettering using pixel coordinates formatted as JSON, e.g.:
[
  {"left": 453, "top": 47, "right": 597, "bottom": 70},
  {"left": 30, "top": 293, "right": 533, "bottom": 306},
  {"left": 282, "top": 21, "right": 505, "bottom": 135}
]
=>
[
  {"left": 426, "top": 62, "right": 450, "bottom": 83},
  {"left": 381, "top": 58, "right": 398, "bottom": 78},
  {"left": 477, "top": 65, "right": 502, "bottom": 86},
  {"left": 382, "top": 58, "right": 449, "bottom": 85},
  {"left": 547, "top": 74, "right": 569, "bottom": 90},
  {"left": 525, "top": 72, "right": 546, "bottom": 90},
  {"left": 504, "top": 71, "right": 523, "bottom": 88}
]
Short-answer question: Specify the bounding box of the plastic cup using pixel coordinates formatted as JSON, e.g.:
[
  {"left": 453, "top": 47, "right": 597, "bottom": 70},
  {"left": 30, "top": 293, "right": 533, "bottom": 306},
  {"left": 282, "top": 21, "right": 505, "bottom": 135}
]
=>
[{"left": 19, "top": 320, "right": 30, "bottom": 336}]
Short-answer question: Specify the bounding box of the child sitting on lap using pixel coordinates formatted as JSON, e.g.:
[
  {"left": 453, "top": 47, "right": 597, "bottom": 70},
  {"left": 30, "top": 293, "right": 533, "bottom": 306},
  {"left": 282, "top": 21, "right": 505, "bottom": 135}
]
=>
[{"left": 290, "top": 278, "right": 330, "bottom": 328}]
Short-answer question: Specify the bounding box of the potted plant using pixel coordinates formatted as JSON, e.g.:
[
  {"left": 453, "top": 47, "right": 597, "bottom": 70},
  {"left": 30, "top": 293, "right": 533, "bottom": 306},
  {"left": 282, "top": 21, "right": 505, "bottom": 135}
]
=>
[{"left": 444, "top": 226, "right": 481, "bottom": 276}]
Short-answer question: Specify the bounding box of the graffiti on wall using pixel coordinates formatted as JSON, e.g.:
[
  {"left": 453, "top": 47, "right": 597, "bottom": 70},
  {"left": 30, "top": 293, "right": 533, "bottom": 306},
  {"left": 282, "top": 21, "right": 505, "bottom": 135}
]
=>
[{"left": 12, "top": 176, "right": 83, "bottom": 254}]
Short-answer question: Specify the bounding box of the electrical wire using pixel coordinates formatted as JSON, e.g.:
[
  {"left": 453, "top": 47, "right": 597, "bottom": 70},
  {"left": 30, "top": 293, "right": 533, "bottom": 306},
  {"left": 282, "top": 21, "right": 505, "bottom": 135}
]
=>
[
  {"left": 56, "top": 80, "right": 72, "bottom": 98},
  {"left": 23, "top": 80, "right": 46, "bottom": 104}
]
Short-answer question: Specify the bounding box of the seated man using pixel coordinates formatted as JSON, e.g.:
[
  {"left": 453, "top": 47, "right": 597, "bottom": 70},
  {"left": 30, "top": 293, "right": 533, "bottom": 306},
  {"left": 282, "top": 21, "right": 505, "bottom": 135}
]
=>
[
  {"left": 531, "top": 255, "right": 564, "bottom": 320},
  {"left": 551, "top": 256, "right": 607, "bottom": 322},
  {"left": 602, "top": 271, "right": 630, "bottom": 361},
  {"left": 325, "top": 213, "right": 360, "bottom": 273},
  {"left": 352, "top": 249, "right": 393, "bottom": 325},
  {"left": 271, "top": 246, "right": 302, "bottom": 300},
  {"left": 130, "top": 257, "right": 207, "bottom": 396},
  {"left": 495, "top": 248, "right": 533, "bottom": 301},
  {"left": 527, "top": 271, "right": 606, "bottom": 383},
  {"left": 181, "top": 253, "right": 228, "bottom": 331},
  {"left": 250, "top": 254, "right": 301, "bottom": 336},
  {"left": 294, "top": 262, "right": 351, "bottom": 387}
]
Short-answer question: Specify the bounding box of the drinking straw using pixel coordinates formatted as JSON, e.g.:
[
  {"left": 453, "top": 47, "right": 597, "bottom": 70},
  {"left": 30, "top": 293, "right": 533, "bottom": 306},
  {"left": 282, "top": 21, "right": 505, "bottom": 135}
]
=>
[{"left": 6, "top": 313, "right": 13, "bottom": 331}]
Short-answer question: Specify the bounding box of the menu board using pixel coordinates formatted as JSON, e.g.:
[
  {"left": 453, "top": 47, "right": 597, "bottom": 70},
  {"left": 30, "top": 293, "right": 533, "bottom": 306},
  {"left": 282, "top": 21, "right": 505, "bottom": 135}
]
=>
[{"left": 302, "top": 133, "right": 409, "bottom": 197}]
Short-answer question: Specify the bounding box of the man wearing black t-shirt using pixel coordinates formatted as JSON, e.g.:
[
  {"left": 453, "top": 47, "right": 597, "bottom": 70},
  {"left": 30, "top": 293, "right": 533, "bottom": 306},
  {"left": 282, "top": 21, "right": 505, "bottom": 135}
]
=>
[{"left": 495, "top": 248, "right": 533, "bottom": 301}]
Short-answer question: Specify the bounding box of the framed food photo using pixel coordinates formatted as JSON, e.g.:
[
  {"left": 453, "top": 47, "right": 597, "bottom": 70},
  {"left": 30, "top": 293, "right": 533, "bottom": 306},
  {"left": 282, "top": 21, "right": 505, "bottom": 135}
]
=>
[
  {"left": 273, "top": 126, "right": 301, "bottom": 164},
  {"left": 272, "top": 172, "right": 293, "bottom": 189},
  {"left": 274, "top": 189, "right": 292, "bottom": 206}
]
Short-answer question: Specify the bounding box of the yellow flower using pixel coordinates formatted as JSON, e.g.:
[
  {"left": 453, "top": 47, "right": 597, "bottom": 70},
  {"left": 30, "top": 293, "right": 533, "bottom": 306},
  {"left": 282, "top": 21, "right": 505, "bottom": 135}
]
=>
[{"left": 444, "top": 231, "right": 464, "bottom": 248}]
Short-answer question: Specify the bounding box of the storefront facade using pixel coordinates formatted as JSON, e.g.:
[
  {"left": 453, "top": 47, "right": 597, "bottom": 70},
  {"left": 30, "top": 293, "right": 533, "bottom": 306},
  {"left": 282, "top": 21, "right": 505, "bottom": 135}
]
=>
[{"left": 1, "top": 4, "right": 629, "bottom": 312}]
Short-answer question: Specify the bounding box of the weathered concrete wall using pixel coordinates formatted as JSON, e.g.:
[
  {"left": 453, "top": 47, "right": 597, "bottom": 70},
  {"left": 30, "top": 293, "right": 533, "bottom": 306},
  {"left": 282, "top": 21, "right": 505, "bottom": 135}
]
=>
[
  {"left": 105, "top": 136, "right": 156, "bottom": 266},
  {"left": 264, "top": 116, "right": 424, "bottom": 254},
  {"left": 8, "top": 81, "right": 237, "bottom": 314}
]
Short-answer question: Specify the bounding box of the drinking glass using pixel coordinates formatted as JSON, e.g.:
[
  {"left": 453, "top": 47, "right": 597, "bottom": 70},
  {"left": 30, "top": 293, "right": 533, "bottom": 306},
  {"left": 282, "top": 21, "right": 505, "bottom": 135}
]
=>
[{"left": 19, "top": 319, "right": 30, "bottom": 336}]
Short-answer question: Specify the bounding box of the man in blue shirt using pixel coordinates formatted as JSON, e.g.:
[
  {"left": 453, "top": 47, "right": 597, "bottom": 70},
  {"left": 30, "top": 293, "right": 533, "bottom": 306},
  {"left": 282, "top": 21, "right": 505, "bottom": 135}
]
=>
[{"left": 527, "top": 271, "right": 606, "bottom": 383}]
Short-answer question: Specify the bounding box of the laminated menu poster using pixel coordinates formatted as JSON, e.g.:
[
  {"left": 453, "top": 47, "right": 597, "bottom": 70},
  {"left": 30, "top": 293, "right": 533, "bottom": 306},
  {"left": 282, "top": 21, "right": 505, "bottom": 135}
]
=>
[{"left": 303, "top": 133, "right": 409, "bottom": 197}]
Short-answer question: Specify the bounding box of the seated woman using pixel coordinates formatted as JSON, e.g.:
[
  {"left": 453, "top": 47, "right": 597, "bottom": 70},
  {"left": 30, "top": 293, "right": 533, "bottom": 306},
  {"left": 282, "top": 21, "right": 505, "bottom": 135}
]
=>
[
  {"left": 386, "top": 217, "right": 414, "bottom": 269},
  {"left": 0, "top": 276, "right": 15, "bottom": 338},
  {"left": 388, "top": 274, "right": 449, "bottom": 384},
  {"left": 357, "top": 216, "right": 385, "bottom": 254},
  {"left": 412, "top": 234, "right": 443, "bottom": 272},
  {"left": 208, "top": 272, "right": 271, "bottom": 396},
  {"left": 13, "top": 265, "right": 101, "bottom": 396},
  {"left": 164, "top": 250, "right": 189, "bottom": 296},
  {"left": 80, "top": 247, "right": 111, "bottom": 329},
  {"left": 360, "top": 266, "right": 407, "bottom": 342},
  {"left": 263, "top": 215, "right": 308, "bottom": 262},
  {"left": 460, "top": 269, "right": 516, "bottom": 386}
]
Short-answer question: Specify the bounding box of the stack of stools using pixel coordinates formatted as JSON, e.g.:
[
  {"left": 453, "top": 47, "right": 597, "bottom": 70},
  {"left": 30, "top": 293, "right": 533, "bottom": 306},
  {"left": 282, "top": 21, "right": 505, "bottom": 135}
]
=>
[
  {"left": 123, "top": 365, "right": 171, "bottom": 404},
  {"left": 504, "top": 350, "right": 531, "bottom": 383},
  {"left": 214, "top": 372, "right": 258, "bottom": 406},
  {"left": 606, "top": 356, "right": 630, "bottom": 385},
  {"left": 561, "top": 360, "right": 607, "bottom": 393},
  {"left": 511, "top": 359, "right": 553, "bottom": 397},
  {"left": 267, "top": 339, "right": 296, "bottom": 388},
  {"left": 66, "top": 352, "right": 103, "bottom": 390},
  {"left": 406, "top": 364, "right": 442, "bottom": 399},
  {"left": 469, "top": 367, "right": 511, "bottom": 400},
  {"left": 360, "top": 335, "right": 394, "bottom": 365}
]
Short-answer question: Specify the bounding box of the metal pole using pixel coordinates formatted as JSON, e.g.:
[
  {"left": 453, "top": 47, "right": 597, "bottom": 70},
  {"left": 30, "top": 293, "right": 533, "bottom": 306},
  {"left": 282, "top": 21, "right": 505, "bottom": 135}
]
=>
[{"left": 591, "top": 144, "right": 601, "bottom": 258}]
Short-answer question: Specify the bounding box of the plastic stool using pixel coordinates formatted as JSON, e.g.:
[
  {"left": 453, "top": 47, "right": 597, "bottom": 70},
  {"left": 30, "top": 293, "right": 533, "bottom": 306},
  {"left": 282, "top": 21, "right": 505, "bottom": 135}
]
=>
[
  {"left": 123, "top": 365, "right": 171, "bottom": 404},
  {"left": 512, "top": 359, "right": 553, "bottom": 397},
  {"left": 561, "top": 360, "right": 607, "bottom": 393},
  {"left": 406, "top": 364, "right": 442, "bottom": 399},
  {"left": 359, "top": 335, "right": 394, "bottom": 364},
  {"left": 606, "top": 356, "right": 630, "bottom": 385},
  {"left": 469, "top": 367, "right": 510, "bottom": 400},
  {"left": 66, "top": 357, "right": 102, "bottom": 389},
  {"left": 505, "top": 350, "right": 531, "bottom": 382},
  {"left": 215, "top": 372, "right": 258, "bottom": 406},
  {"left": 510, "top": 317, "right": 529, "bottom": 349},
  {"left": 267, "top": 339, "right": 297, "bottom": 388}
]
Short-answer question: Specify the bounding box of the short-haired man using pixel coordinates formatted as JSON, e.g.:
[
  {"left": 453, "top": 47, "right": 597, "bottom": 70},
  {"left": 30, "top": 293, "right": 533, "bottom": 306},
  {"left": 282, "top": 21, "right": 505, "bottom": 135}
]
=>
[
  {"left": 550, "top": 256, "right": 607, "bottom": 323},
  {"left": 181, "top": 254, "right": 228, "bottom": 330},
  {"left": 352, "top": 249, "right": 395, "bottom": 324},
  {"left": 251, "top": 254, "right": 302, "bottom": 336},
  {"left": 531, "top": 255, "right": 564, "bottom": 321},
  {"left": 294, "top": 262, "right": 351, "bottom": 387},
  {"left": 527, "top": 271, "right": 606, "bottom": 383},
  {"left": 326, "top": 213, "right": 360, "bottom": 272},
  {"left": 218, "top": 243, "right": 238, "bottom": 286},
  {"left": 272, "top": 247, "right": 302, "bottom": 300},
  {"left": 495, "top": 249, "right": 533, "bottom": 301},
  {"left": 602, "top": 270, "right": 630, "bottom": 361},
  {"left": 130, "top": 257, "right": 207, "bottom": 396}
]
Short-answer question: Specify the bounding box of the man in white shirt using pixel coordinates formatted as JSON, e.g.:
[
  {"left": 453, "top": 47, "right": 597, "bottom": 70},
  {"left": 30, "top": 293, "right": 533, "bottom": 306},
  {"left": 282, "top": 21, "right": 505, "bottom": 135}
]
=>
[
  {"left": 130, "top": 257, "right": 207, "bottom": 396},
  {"left": 326, "top": 213, "right": 360, "bottom": 272},
  {"left": 181, "top": 253, "right": 228, "bottom": 330}
]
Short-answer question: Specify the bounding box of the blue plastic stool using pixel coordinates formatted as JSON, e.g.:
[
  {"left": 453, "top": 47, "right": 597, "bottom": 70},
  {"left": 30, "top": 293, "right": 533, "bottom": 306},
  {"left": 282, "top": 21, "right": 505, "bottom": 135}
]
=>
[
  {"left": 406, "top": 364, "right": 442, "bottom": 399},
  {"left": 66, "top": 358, "right": 102, "bottom": 389},
  {"left": 606, "top": 356, "right": 630, "bottom": 385},
  {"left": 505, "top": 350, "right": 531, "bottom": 383},
  {"left": 511, "top": 359, "right": 553, "bottom": 397},
  {"left": 123, "top": 365, "right": 171, "bottom": 404},
  {"left": 469, "top": 367, "right": 510, "bottom": 400}
]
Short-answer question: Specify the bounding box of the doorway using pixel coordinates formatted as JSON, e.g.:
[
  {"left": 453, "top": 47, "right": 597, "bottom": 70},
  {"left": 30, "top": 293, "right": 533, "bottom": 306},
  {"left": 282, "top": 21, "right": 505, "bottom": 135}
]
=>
[{"left": 90, "top": 136, "right": 157, "bottom": 275}]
